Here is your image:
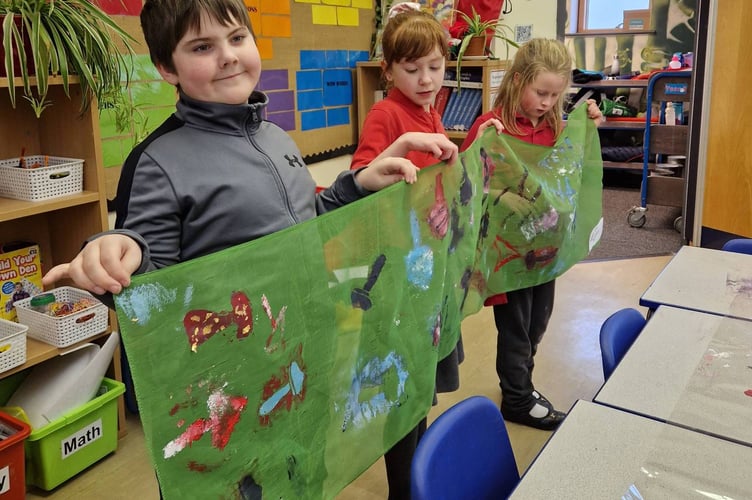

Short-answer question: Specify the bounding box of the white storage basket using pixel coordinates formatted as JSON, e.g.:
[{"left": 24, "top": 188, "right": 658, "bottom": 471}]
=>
[
  {"left": 0, "top": 156, "right": 84, "bottom": 201},
  {"left": 14, "top": 287, "right": 107, "bottom": 348},
  {"left": 0, "top": 318, "right": 28, "bottom": 373}
]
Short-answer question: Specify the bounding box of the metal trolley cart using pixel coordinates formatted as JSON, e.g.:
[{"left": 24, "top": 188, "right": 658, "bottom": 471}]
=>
[{"left": 627, "top": 71, "right": 692, "bottom": 231}]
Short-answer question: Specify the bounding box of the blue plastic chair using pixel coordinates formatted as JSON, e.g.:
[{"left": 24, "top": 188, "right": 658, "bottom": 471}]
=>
[
  {"left": 721, "top": 238, "right": 752, "bottom": 255},
  {"left": 599, "top": 308, "right": 647, "bottom": 380},
  {"left": 411, "top": 396, "right": 520, "bottom": 500}
]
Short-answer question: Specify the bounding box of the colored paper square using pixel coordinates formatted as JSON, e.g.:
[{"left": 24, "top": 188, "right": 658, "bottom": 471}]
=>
[
  {"left": 351, "top": 0, "right": 372, "bottom": 8},
  {"left": 99, "top": 110, "right": 118, "bottom": 140},
  {"left": 301, "top": 110, "right": 327, "bottom": 130},
  {"left": 95, "top": 0, "right": 142, "bottom": 15},
  {"left": 130, "top": 81, "right": 177, "bottom": 107},
  {"left": 267, "top": 91, "right": 295, "bottom": 113},
  {"left": 312, "top": 5, "right": 337, "bottom": 25},
  {"left": 323, "top": 69, "right": 353, "bottom": 106},
  {"left": 256, "top": 38, "right": 274, "bottom": 60},
  {"left": 298, "top": 90, "right": 324, "bottom": 111},
  {"left": 259, "top": 70, "right": 289, "bottom": 91},
  {"left": 260, "top": 0, "right": 291, "bottom": 14},
  {"left": 101, "top": 138, "right": 129, "bottom": 168},
  {"left": 296, "top": 71, "right": 323, "bottom": 91},
  {"left": 244, "top": 0, "right": 261, "bottom": 30},
  {"left": 348, "top": 50, "right": 370, "bottom": 67},
  {"left": 326, "top": 50, "right": 349, "bottom": 69},
  {"left": 337, "top": 7, "right": 359, "bottom": 26},
  {"left": 261, "top": 15, "right": 292, "bottom": 37},
  {"left": 267, "top": 111, "right": 296, "bottom": 131},
  {"left": 327, "top": 107, "right": 351, "bottom": 127},
  {"left": 300, "top": 51, "right": 327, "bottom": 70},
  {"left": 130, "top": 54, "right": 162, "bottom": 81},
  {"left": 295, "top": 0, "right": 320, "bottom": 3},
  {"left": 322, "top": 0, "right": 349, "bottom": 5}
]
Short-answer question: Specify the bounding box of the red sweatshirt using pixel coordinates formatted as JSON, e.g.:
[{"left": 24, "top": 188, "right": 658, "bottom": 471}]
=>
[{"left": 351, "top": 88, "right": 446, "bottom": 170}]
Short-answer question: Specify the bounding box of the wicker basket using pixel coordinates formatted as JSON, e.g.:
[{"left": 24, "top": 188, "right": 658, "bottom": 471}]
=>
[
  {"left": 0, "top": 318, "right": 28, "bottom": 373},
  {"left": 0, "top": 156, "right": 84, "bottom": 201},
  {"left": 14, "top": 287, "right": 107, "bottom": 348}
]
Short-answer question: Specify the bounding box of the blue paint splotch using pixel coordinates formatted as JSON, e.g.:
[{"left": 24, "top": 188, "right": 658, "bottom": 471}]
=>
[
  {"left": 341, "top": 352, "right": 408, "bottom": 431},
  {"left": 117, "top": 282, "right": 178, "bottom": 325},
  {"left": 405, "top": 210, "right": 433, "bottom": 290}
]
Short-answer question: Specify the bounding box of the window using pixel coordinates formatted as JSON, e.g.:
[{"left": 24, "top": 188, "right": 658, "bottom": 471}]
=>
[{"left": 572, "top": 0, "right": 651, "bottom": 33}]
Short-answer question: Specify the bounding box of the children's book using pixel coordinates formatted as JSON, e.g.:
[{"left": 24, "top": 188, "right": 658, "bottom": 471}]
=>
[
  {"left": 441, "top": 87, "right": 461, "bottom": 129},
  {"left": 459, "top": 89, "right": 484, "bottom": 131},
  {"left": 433, "top": 86, "right": 452, "bottom": 117}
]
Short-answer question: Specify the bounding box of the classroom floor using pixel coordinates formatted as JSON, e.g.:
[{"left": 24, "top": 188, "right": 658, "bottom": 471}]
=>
[{"left": 33, "top": 157, "right": 673, "bottom": 499}]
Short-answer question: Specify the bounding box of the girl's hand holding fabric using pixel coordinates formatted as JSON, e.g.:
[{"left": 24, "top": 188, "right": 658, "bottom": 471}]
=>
[
  {"left": 379, "top": 132, "right": 458, "bottom": 165},
  {"left": 477, "top": 117, "right": 504, "bottom": 136},
  {"left": 586, "top": 99, "right": 605, "bottom": 125}
]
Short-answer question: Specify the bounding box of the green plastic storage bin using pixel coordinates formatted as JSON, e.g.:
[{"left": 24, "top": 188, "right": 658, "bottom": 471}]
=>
[{"left": 24, "top": 377, "right": 125, "bottom": 490}]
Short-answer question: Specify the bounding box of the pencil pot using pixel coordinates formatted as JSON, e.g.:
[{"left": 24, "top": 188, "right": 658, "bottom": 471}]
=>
[
  {"left": 0, "top": 410, "right": 31, "bottom": 500},
  {"left": 14, "top": 287, "right": 108, "bottom": 348},
  {"left": 0, "top": 157, "right": 84, "bottom": 202}
]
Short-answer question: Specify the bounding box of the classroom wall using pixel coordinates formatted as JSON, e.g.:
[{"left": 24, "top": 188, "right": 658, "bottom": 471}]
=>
[
  {"left": 490, "top": 0, "right": 558, "bottom": 59},
  {"left": 98, "top": 1, "right": 374, "bottom": 200}
]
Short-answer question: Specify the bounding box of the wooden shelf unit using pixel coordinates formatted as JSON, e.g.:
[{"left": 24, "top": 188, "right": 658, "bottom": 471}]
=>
[
  {"left": 355, "top": 58, "right": 510, "bottom": 141},
  {"left": 0, "top": 78, "right": 126, "bottom": 436},
  {"left": 570, "top": 77, "right": 654, "bottom": 171}
]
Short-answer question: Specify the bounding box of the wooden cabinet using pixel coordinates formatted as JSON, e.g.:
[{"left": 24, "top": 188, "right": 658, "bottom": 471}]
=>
[
  {"left": 355, "top": 59, "right": 510, "bottom": 142},
  {"left": 0, "top": 76, "right": 125, "bottom": 434}
]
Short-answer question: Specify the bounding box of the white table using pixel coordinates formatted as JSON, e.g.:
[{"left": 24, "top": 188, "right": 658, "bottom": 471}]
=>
[
  {"left": 594, "top": 305, "right": 752, "bottom": 446},
  {"left": 640, "top": 245, "right": 752, "bottom": 320},
  {"left": 510, "top": 400, "right": 752, "bottom": 499}
]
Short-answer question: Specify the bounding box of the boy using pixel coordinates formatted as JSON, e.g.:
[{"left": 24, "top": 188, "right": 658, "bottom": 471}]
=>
[{"left": 43, "top": 0, "right": 456, "bottom": 295}]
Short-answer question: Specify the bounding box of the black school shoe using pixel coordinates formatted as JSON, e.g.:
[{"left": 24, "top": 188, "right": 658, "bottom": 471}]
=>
[
  {"left": 501, "top": 392, "right": 566, "bottom": 431},
  {"left": 501, "top": 407, "right": 566, "bottom": 430}
]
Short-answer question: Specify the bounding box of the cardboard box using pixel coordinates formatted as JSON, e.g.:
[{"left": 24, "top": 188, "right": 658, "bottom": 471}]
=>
[
  {"left": 623, "top": 9, "right": 650, "bottom": 30},
  {"left": 0, "top": 243, "right": 43, "bottom": 322}
]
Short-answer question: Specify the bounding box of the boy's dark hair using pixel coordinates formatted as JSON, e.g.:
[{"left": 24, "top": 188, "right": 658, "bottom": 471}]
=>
[{"left": 141, "top": 0, "right": 255, "bottom": 73}]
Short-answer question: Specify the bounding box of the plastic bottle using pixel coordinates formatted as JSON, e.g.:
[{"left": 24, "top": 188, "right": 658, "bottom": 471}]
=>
[
  {"left": 610, "top": 54, "right": 620, "bottom": 76},
  {"left": 668, "top": 54, "right": 682, "bottom": 70},
  {"left": 29, "top": 292, "right": 55, "bottom": 314},
  {"left": 664, "top": 102, "right": 676, "bottom": 126}
]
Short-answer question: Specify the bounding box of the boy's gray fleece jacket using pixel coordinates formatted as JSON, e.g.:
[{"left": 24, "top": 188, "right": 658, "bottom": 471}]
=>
[{"left": 94, "top": 90, "right": 370, "bottom": 280}]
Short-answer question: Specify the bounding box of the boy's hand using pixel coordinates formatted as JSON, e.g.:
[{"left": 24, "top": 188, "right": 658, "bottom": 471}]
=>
[
  {"left": 586, "top": 99, "right": 605, "bottom": 125},
  {"left": 477, "top": 117, "right": 503, "bottom": 135},
  {"left": 379, "top": 132, "right": 459, "bottom": 165},
  {"left": 356, "top": 157, "right": 419, "bottom": 190},
  {"left": 42, "top": 234, "right": 142, "bottom": 295}
]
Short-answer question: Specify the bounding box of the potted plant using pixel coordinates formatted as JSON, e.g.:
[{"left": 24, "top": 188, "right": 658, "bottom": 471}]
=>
[
  {"left": 452, "top": 7, "right": 518, "bottom": 87},
  {"left": 1, "top": 0, "right": 135, "bottom": 117}
]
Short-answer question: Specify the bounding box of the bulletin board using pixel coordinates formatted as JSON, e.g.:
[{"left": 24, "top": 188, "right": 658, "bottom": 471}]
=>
[
  {"left": 101, "top": 2, "right": 376, "bottom": 199},
  {"left": 253, "top": 1, "right": 376, "bottom": 159}
]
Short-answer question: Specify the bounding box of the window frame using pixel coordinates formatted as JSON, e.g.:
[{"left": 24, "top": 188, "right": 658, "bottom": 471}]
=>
[{"left": 573, "top": 0, "right": 653, "bottom": 34}]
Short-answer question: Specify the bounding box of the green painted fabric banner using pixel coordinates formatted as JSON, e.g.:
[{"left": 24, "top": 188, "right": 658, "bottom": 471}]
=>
[{"left": 114, "top": 105, "right": 602, "bottom": 499}]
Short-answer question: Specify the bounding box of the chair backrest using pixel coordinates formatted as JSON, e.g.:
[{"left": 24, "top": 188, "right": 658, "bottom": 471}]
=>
[
  {"left": 411, "top": 396, "right": 520, "bottom": 500},
  {"left": 599, "top": 308, "right": 647, "bottom": 379},
  {"left": 721, "top": 238, "right": 752, "bottom": 255}
]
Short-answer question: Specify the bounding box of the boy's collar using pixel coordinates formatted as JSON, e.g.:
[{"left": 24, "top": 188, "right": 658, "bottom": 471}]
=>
[{"left": 177, "top": 90, "right": 269, "bottom": 130}]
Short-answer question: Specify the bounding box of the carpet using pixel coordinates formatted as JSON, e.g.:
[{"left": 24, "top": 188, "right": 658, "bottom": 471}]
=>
[{"left": 585, "top": 186, "right": 683, "bottom": 261}]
